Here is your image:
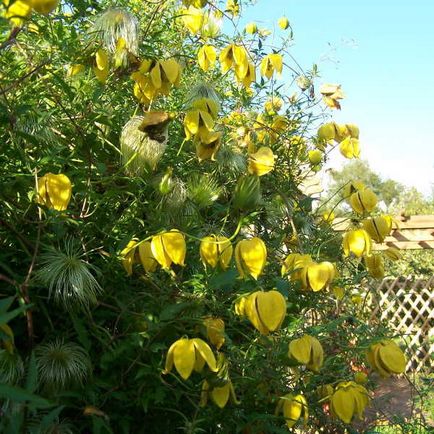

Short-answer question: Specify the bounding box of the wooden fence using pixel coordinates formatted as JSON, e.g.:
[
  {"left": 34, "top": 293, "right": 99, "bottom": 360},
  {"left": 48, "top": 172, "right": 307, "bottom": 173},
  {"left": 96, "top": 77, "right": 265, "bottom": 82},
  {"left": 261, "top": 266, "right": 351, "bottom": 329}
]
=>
[{"left": 369, "top": 276, "right": 434, "bottom": 373}]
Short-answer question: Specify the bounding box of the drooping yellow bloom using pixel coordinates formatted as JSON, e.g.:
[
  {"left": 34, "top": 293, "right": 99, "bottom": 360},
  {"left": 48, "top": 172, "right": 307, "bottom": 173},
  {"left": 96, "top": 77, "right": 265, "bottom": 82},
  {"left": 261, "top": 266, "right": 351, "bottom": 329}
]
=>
[
  {"left": 180, "top": 6, "right": 205, "bottom": 34},
  {"left": 339, "top": 137, "right": 360, "bottom": 159},
  {"left": 94, "top": 48, "right": 109, "bottom": 84},
  {"left": 330, "top": 381, "right": 370, "bottom": 424},
  {"left": 320, "top": 83, "right": 345, "bottom": 110},
  {"left": 239, "top": 62, "right": 256, "bottom": 88},
  {"left": 366, "top": 340, "right": 406, "bottom": 377},
  {"left": 184, "top": 108, "right": 215, "bottom": 140},
  {"left": 275, "top": 393, "right": 308, "bottom": 429},
  {"left": 37, "top": 173, "right": 72, "bottom": 211},
  {"left": 281, "top": 253, "right": 312, "bottom": 279},
  {"left": 260, "top": 53, "right": 283, "bottom": 79},
  {"left": 300, "top": 261, "right": 336, "bottom": 292},
  {"left": 364, "top": 254, "right": 385, "bottom": 279},
  {"left": 3, "top": 0, "right": 32, "bottom": 25},
  {"left": 163, "top": 337, "right": 218, "bottom": 380},
  {"left": 317, "top": 122, "right": 337, "bottom": 143},
  {"left": 264, "top": 96, "right": 283, "bottom": 115},
  {"left": 195, "top": 130, "right": 222, "bottom": 161},
  {"left": 151, "top": 230, "right": 186, "bottom": 269},
  {"left": 200, "top": 379, "right": 238, "bottom": 408},
  {"left": 362, "top": 215, "right": 393, "bottom": 243},
  {"left": 288, "top": 334, "right": 324, "bottom": 372},
  {"left": 245, "top": 22, "right": 257, "bottom": 34},
  {"left": 349, "top": 188, "right": 378, "bottom": 214},
  {"left": 197, "top": 45, "right": 217, "bottom": 71},
  {"left": 219, "top": 44, "right": 249, "bottom": 81},
  {"left": 248, "top": 147, "right": 275, "bottom": 176},
  {"left": 308, "top": 149, "right": 322, "bottom": 165},
  {"left": 203, "top": 317, "right": 225, "bottom": 349},
  {"left": 234, "top": 237, "right": 267, "bottom": 279},
  {"left": 200, "top": 235, "right": 233, "bottom": 270},
  {"left": 138, "top": 241, "right": 158, "bottom": 273},
  {"left": 384, "top": 247, "right": 401, "bottom": 261},
  {"left": 30, "top": 0, "right": 58, "bottom": 15},
  {"left": 278, "top": 16, "right": 290, "bottom": 30},
  {"left": 242, "top": 290, "right": 286, "bottom": 335},
  {"left": 343, "top": 229, "right": 372, "bottom": 258},
  {"left": 342, "top": 180, "right": 366, "bottom": 198},
  {"left": 120, "top": 240, "right": 139, "bottom": 276},
  {"left": 67, "top": 64, "right": 85, "bottom": 77}
]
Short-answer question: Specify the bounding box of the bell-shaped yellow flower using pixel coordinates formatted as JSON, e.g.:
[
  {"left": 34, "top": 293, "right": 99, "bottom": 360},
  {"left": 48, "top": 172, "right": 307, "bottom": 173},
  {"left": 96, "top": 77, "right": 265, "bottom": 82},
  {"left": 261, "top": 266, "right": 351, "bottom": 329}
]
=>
[
  {"left": 339, "top": 137, "right": 360, "bottom": 159},
  {"left": 3, "top": 0, "right": 32, "bottom": 25},
  {"left": 308, "top": 149, "right": 322, "bottom": 165},
  {"left": 239, "top": 62, "right": 256, "bottom": 88},
  {"left": 384, "top": 247, "right": 401, "bottom": 261},
  {"left": 342, "top": 180, "right": 365, "bottom": 198},
  {"left": 278, "top": 16, "right": 290, "bottom": 30},
  {"left": 264, "top": 97, "right": 283, "bottom": 115},
  {"left": 203, "top": 317, "right": 225, "bottom": 349},
  {"left": 343, "top": 229, "right": 372, "bottom": 258},
  {"left": 245, "top": 22, "right": 257, "bottom": 34},
  {"left": 37, "top": 173, "right": 72, "bottom": 211},
  {"left": 364, "top": 254, "right": 385, "bottom": 278},
  {"left": 248, "top": 146, "right": 275, "bottom": 176},
  {"left": 330, "top": 381, "right": 370, "bottom": 424},
  {"left": 317, "top": 122, "right": 337, "bottom": 143},
  {"left": 366, "top": 340, "right": 406, "bottom": 377},
  {"left": 200, "top": 235, "right": 233, "bottom": 270},
  {"left": 151, "top": 230, "right": 186, "bottom": 269},
  {"left": 163, "top": 337, "right": 218, "bottom": 380},
  {"left": 260, "top": 53, "right": 283, "bottom": 79},
  {"left": 320, "top": 83, "right": 345, "bottom": 110},
  {"left": 281, "top": 253, "right": 312, "bottom": 279},
  {"left": 200, "top": 379, "right": 238, "bottom": 408},
  {"left": 235, "top": 237, "right": 267, "bottom": 279},
  {"left": 219, "top": 44, "right": 249, "bottom": 80},
  {"left": 197, "top": 44, "right": 217, "bottom": 71},
  {"left": 120, "top": 240, "right": 139, "bottom": 276},
  {"left": 180, "top": 6, "right": 205, "bottom": 34},
  {"left": 195, "top": 130, "right": 222, "bottom": 161},
  {"left": 94, "top": 48, "right": 109, "bottom": 84},
  {"left": 138, "top": 241, "right": 158, "bottom": 273},
  {"left": 362, "top": 215, "right": 393, "bottom": 243},
  {"left": 276, "top": 393, "right": 308, "bottom": 429},
  {"left": 300, "top": 261, "right": 336, "bottom": 292},
  {"left": 349, "top": 188, "right": 378, "bottom": 214},
  {"left": 244, "top": 290, "right": 286, "bottom": 335},
  {"left": 288, "top": 334, "right": 324, "bottom": 372},
  {"left": 31, "top": 0, "right": 58, "bottom": 15},
  {"left": 184, "top": 108, "right": 215, "bottom": 140}
]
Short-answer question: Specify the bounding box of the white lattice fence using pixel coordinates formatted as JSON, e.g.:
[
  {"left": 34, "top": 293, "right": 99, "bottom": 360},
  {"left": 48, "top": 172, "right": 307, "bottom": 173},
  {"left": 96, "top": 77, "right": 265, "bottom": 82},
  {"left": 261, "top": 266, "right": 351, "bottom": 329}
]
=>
[{"left": 370, "top": 276, "right": 434, "bottom": 373}]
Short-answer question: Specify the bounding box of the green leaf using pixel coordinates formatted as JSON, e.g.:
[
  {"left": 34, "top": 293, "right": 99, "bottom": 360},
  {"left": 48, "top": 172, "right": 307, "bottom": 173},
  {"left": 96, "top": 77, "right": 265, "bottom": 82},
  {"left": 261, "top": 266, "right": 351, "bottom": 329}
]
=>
[
  {"left": 70, "top": 312, "right": 91, "bottom": 351},
  {"left": 209, "top": 269, "right": 237, "bottom": 291},
  {"left": 0, "top": 304, "right": 30, "bottom": 324},
  {"left": 25, "top": 351, "right": 38, "bottom": 393},
  {"left": 0, "top": 384, "right": 51, "bottom": 408},
  {"left": 0, "top": 297, "right": 14, "bottom": 314}
]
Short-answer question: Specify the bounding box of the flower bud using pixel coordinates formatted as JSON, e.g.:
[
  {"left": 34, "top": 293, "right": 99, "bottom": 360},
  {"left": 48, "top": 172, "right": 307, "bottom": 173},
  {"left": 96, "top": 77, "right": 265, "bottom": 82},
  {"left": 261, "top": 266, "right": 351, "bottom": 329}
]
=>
[
  {"left": 245, "top": 22, "right": 258, "bottom": 34},
  {"left": 278, "top": 16, "right": 290, "bottom": 30},
  {"left": 300, "top": 261, "right": 336, "bottom": 292},
  {"left": 349, "top": 188, "right": 378, "bottom": 214},
  {"left": 151, "top": 230, "right": 186, "bottom": 269},
  {"left": 308, "top": 149, "right": 322, "bottom": 166},
  {"left": 200, "top": 235, "right": 233, "bottom": 270},
  {"left": 203, "top": 317, "right": 225, "bottom": 349},
  {"left": 235, "top": 237, "right": 267, "bottom": 279},
  {"left": 37, "top": 173, "right": 72, "bottom": 211},
  {"left": 362, "top": 215, "right": 393, "bottom": 243},
  {"left": 330, "top": 381, "right": 369, "bottom": 423},
  {"left": 366, "top": 340, "right": 406, "bottom": 377},
  {"left": 343, "top": 229, "right": 372, "bottom": 258},
  {"left": 364, "top": 254, "right": 385, "bottom": 279},
  {"left": 288, "top": 334, "right": 324, "bottom": 372},
  {"left": 275, "top": 393, "right": 308, "bottom": 429}
]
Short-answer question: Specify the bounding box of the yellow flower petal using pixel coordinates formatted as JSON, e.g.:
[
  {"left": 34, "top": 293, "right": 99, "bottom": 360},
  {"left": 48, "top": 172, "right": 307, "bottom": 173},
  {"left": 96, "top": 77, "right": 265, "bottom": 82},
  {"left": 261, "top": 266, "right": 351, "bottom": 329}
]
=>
[
  {"left": 255, "top": 290, "right": 286, "bottom": 332},
  {"left": 173, "top": 338, "right": 195, "bottom": 380}
]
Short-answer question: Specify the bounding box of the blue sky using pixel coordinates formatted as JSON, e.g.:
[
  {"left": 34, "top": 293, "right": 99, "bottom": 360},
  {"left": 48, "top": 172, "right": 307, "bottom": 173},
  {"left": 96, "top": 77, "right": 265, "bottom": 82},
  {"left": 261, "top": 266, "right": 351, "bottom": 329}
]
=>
[{"left": 238, "top": 0, "right": 434, "bottom": 195}]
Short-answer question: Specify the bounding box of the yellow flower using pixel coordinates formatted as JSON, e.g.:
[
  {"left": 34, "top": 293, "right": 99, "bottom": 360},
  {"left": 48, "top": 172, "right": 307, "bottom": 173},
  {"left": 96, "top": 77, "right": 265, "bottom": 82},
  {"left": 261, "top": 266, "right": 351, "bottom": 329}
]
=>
[
  {"left": 362, "top": 215, "right": 393, "bottom": 243},
  {"left": 332, "top": 286, "right": 345, "bottom": 300},
  {"left": 276, "top": 393, "right": 308, "bottom": 429},
  {"left": 288, "top": 334, "right": 324, "bottom": 372},
  {"left": 235, "top": 237, "right": 267, "bottom": 279},
  {"left": 319, "top": 83, "right": 345, "bottom": 110},
  {"left": 197, "top": 45, "right": 217, "bottom": 71},
  {"left": 349, "top": 188, "right": 378, "bottom": 214},
  {"left": 364, "top": 254, "right": 384, "bottom": 279},
  {"left": 30, "top": 0, "right": 58, "bottom": 15},
  {"left": 67, "top": 64, "right": 85, "bottom": 77},
  {"left": 322, "top": 210, "right": 335, "bottom": 223},
  {"left": 200, "top": 379, "right": 238, "bottom": 408},
  {"left": 182, "top": 0, "right": 207, "bottom": 7},
  {"left": 342, "top": 180, "right": 365, "bottom": 198},
  {"left": 163, "top": 337, "right": 218, "bottom": 380},
  {"left": 180, "top": 6, "right": 205, "bottom": 34},
  {"left": 203, "top": 317, "right": 225, "bottom": 349},
  {"left": 120, "top": 240, "right": 139, "bottom": 276},
  {"left": 138, "top": 241, "right": 158, "bottom": 273},
  {"left": 343, "top": 229, "right": 372, "bottom": 258},
  {"left": 219, "top": 44, "right": 249, "bottom": 80},
  {"left": 330, "top": 381, "right": 370, "bottom": 423},
  {"left": 200, "top": 235, "right": 233, "bottom": 270},
  {"left": 366, "top": 340, "right": 406, "bottom": 377},
  {"left": 225, "top": 0, "right": 239, "bottom": 16},
  {"left": 278, "top": 16, "right": 290, "bottom": 30},
  {"left": 3, "top": 0, "right": 32, "bottom": 25},
  {"left": 339, "top": 137, "right": 360, "bottom": 159},
  {"left": 195, "top": 130, "right": 222, "bottom": 161},
  {"left": 384, "top": 247, "right": 401, "bottom": 261},
  {"left": 248, "top": 146, "right": 275, "bottom": 176},
  {"left": 260, "top": 53, "right": 283, "bottom": 79},
  {"left": 308, "top": 149, "right": 322, "bottom": 165},
  {"left": 245, "top": 22, "right": 257, "bottom": 34},
  {"left": 94, "top": 48, "right": 109, "bottom": 84},
  {"left": 300, "top": 261, "right": 336, "bottom": 292},
  {"left": 239, "top": 62, "right": 256, "bottom": 88},
  {"left": 37, "top": 173, "right": 72, "bottom": 211},
  {"left": 264, "top": 97, "right": 283, "bottom": 115},
  {"left": 281, "top": 253, "right": 312, "bottom": 279},
  {"left": 244, "top": 290, "right": 286, "bottom": 335},
  {"left": 151, "top": 230, "right": 186, "bottom": 269}
]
